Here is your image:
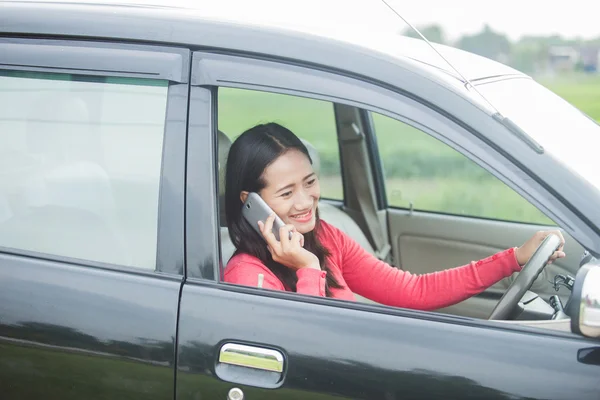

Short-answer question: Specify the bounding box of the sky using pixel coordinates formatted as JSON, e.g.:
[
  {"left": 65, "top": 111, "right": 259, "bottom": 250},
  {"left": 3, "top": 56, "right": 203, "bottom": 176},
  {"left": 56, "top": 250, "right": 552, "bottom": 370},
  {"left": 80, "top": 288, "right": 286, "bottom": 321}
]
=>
[
  {"left": 30, "top": 0, "right": 600, "bottom": 42},
  {"left": 383, "top": 0, "right": 600, "bottom": 41}
]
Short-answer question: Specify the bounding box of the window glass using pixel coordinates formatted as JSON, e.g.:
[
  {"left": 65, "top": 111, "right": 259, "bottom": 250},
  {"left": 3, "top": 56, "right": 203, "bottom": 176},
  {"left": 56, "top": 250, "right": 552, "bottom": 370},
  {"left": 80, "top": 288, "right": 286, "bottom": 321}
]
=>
[
  {"left": 0, "top": 70, "right": 168, "bottom": 268},
  {"left": 218, "top": 87, "right": 343, "bottom": 200},
  {"left": 372, "top": 112, "right": 554, "bottom": 224}
]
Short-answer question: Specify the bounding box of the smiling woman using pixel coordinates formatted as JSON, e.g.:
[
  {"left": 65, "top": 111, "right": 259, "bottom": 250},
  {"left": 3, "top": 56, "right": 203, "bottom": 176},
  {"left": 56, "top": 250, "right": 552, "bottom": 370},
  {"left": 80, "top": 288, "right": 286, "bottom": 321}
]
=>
[
  {"left": 224, "top": 123, "right": 344, "bottom": 297},
  {"left": 244, "top": 149, "right": 319, "bottom": 232},
  {"left": 221, "top": 122, "right": 565, "bottom": 308}
]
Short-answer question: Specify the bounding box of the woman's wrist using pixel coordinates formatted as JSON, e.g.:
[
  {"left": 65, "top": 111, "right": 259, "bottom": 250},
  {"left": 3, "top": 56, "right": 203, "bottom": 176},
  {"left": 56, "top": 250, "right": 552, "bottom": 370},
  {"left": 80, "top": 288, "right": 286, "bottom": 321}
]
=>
[
  {"left": 296, "top": 254, "right": 320, "bottom": 270},
  {"left": 301, "top": 259, "right": 321, "bottom": 270},
  {"left": 514, "top": 246, "right": 525, "bottom": 266}
]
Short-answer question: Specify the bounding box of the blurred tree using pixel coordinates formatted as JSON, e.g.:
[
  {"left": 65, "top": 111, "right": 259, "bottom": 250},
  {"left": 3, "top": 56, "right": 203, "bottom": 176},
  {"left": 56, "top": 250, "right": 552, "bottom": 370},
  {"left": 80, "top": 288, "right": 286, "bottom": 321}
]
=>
[
  {"left": 510, "top": 34, "right": 589, "bottom": 74},
  {"left": 509, "top": 42, "right": 540, "bottom": 73},
  {"left": 402, "top": 24, "right": 446, "bottom": 44},
  {"left": 456, "top": 24, "right": 511, "bottom": 61},
  {"left": 519, "top": 34, "right": 579, "bottom": 48},
  {"left": 399, "top": 23, "right": 599, "bottom": 76}
]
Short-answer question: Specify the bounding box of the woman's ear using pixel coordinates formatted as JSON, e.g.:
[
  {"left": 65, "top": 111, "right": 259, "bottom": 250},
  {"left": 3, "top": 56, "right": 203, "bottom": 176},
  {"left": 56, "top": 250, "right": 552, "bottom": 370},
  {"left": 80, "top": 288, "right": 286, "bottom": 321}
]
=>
[{"left": 240, "top": 191, "right": 249, "bottom": 204}]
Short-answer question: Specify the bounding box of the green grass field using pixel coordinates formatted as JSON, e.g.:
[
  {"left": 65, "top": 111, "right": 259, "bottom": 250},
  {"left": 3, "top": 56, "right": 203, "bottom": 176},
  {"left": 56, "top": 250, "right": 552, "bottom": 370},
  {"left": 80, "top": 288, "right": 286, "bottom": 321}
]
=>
[
  {"left": 539, "top": 74, "right": 600, "bottom": 124},
  {"left": 219, "top": 74, "right": 600, "bottom": 225}
]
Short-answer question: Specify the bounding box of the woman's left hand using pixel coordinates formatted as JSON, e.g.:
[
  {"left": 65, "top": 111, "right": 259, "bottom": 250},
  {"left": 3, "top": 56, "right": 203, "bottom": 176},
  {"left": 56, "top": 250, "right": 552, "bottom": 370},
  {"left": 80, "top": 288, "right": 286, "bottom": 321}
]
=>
[{"left": 515, "top": 230, "right": 566, "bottom": 266}]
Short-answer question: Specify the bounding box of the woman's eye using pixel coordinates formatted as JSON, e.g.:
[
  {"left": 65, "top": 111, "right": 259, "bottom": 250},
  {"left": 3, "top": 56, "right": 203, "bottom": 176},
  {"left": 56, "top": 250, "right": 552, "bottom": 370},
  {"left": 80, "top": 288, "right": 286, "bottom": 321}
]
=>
[
  {"left": 306, "top": 179, "right": 316, "bottom": 186},
  {"left": 281, "top": 191, "right": 292, "bottom": 198}
]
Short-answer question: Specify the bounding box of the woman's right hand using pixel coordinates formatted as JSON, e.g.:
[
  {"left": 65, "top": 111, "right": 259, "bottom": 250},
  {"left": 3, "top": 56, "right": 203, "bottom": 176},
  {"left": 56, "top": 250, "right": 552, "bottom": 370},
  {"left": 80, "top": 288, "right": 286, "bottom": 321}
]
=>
[{"left": 258, "top": 214, "right": 320, "bottom": 271}]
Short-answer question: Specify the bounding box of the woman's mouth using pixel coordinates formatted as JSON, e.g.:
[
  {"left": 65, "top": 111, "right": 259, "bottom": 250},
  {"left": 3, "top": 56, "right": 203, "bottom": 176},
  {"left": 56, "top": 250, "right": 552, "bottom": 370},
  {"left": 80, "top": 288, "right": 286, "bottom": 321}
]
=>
[{"left": 290, "top": 208, "right": 313, "bottom": 223}]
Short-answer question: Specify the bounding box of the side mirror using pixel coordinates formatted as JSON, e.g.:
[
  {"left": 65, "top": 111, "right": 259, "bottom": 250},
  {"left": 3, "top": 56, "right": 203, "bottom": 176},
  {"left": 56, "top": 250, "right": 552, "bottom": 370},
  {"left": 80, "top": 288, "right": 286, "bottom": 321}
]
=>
[{"left": 569, "top": 263, "right": 600, "bottom": 338}]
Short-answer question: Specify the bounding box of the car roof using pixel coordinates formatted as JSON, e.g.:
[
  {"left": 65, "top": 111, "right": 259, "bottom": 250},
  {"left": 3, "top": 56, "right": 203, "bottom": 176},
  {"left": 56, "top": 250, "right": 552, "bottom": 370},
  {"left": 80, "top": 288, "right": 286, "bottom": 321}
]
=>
[{"left": 3, "top": 0, "right": 525, "bottom": 85}]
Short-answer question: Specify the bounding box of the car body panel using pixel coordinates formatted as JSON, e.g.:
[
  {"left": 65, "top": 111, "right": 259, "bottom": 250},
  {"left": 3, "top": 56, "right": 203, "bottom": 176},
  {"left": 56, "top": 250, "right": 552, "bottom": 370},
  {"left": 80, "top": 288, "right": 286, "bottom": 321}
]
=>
[
  {"left": 177, "top": 284, "right": 600, "bottom": 400},
  {"left": 0, "top": 254, "right": 181, "bottom": 400},
  {"left": 0, "top": 32, "right": 189, "bottom": 400},
  {"left": 178, "top": 58, "right": 600, "bottom": 398},
  {"left": 1, "top": 0, "right": 523, "bottom": 82}
]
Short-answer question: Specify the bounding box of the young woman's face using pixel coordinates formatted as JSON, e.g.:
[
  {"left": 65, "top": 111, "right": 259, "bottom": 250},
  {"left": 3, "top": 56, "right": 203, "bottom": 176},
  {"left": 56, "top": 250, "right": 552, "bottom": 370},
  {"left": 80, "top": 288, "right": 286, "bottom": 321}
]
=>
[{"left": 257, "top": 149, "right": 320, "bottom": 234}]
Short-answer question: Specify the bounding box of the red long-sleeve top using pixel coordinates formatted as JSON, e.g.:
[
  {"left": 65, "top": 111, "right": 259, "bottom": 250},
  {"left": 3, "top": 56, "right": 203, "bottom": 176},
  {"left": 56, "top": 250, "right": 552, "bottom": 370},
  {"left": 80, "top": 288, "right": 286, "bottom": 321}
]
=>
[{"left": 224, "top": 220, "right": 521, "bottom": 310}]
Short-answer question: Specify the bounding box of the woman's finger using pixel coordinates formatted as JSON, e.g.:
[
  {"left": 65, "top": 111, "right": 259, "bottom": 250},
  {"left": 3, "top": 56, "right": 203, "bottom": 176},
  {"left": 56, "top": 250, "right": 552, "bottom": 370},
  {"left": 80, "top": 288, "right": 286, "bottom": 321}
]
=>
[
  {"left": 279, "top": 224, "right": 294, "bottom": 252},
  {"left": 288, "top": 225, "right": 297, "bottom": 241},
  {"left": 548, "top": 250, "right": 566, "bottom": 264},
  {"left": 553, "top": 250, "right": 566, "bottom": 259},
  {"left": 290, "top": 230, "right": 303, "bottom": 248},
  {"left": 262, "top": 213, "right": 274, "bottom": 234},
  {"left": 554, "top": 230, "right": 566, "bottom": 252},
  {"left": 261, "top": 214, "right": 280, "bottom": 250}
]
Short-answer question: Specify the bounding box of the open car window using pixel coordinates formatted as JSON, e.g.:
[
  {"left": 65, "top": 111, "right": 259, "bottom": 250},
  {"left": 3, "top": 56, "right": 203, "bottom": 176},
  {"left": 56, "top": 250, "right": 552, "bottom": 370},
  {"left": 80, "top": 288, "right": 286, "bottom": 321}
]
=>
[
  {"left": 218, "top": 87, "right": 343, "bottom": 200},
  {"left": 371, "top": 111, "right": 555, "bottom": 225}
]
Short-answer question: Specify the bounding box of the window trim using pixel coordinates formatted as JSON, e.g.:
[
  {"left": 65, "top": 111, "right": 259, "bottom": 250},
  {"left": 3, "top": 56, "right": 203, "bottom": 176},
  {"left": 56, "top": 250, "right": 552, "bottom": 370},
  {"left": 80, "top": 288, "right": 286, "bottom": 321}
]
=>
[
  {"left": 192, "top": 278, "right": 585, "bottom": 341},
  {"left": 185, "top": 86, "right": 220, "bottom": 280},
  {"left": 361, "top": 109, "right": 387, "bottom": 211},
  {"left": 155, "top": 83, "right": 188, "bottom": 275},
  {"left": 0, "top": 41, "right": 190, "bottom": 276},
  {"left": 0, "top": 38, "right": 189, "bottom": 82},
  {"left": 188, "top": 50, "right": 600, "bottom": 281}
]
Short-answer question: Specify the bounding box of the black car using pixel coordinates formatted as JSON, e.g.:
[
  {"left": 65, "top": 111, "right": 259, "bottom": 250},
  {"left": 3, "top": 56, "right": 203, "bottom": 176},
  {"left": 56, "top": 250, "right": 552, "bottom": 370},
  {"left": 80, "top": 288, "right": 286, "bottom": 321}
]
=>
[{"left": 1, "top": 1, "right": 599, "bottom": 399}]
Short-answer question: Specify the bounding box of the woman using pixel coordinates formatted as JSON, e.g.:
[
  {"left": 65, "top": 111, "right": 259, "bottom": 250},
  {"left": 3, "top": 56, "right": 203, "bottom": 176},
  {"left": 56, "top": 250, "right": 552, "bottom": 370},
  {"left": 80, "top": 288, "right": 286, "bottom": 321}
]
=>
[{"left": 223, "top": 123, "right": 566, "bottom": 310}]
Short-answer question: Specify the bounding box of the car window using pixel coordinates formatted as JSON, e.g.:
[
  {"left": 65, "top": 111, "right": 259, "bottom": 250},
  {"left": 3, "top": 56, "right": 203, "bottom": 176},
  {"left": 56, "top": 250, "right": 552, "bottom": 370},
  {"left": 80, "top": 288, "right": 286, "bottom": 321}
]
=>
[
  {"left": 371, "top": 112, "right": 554, "bottom": 225},
  {"left": 218, "top": 87, "right": 343, "bottom": 200},
  {"left": 0, "top": 70, "right": 168, "bottom": 269}
]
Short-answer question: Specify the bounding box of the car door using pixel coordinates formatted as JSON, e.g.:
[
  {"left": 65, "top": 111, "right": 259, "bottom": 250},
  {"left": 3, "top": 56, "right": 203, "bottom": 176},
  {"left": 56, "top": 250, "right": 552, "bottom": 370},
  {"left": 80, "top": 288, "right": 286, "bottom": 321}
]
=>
[
  {"left": 0, "top": 38, "right": 189, "bottom": 400},
  {"left": 176, "top": 52, "right": 600, "bottom": 400},
  {"left": 367, "top": 112, "right": 585, "bottom": 318}
]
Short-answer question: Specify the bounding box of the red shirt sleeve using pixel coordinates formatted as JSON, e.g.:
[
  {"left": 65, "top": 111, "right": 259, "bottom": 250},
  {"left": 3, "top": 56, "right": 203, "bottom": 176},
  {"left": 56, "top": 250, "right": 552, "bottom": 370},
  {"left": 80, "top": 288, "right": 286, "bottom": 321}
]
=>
[
  {"left": 224, "top": 255, "right": 327, "bottom": 297},
  {"left": 329, "top": 224, "right": 522, "bottom": 310}
]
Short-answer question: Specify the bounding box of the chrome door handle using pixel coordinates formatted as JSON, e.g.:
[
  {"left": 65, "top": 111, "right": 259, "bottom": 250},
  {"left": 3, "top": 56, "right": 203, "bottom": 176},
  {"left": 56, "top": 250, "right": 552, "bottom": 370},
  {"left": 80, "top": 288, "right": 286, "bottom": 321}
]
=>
[{"left": 219, "top": 343, "right": 284, "bottom": 373}]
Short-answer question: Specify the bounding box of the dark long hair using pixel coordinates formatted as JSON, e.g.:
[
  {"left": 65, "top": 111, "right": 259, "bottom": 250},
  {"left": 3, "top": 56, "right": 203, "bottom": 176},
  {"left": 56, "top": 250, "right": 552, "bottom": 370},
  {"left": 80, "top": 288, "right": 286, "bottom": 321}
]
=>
[{"left": 225, "top": 123, "right": 344, "bottom": 296}]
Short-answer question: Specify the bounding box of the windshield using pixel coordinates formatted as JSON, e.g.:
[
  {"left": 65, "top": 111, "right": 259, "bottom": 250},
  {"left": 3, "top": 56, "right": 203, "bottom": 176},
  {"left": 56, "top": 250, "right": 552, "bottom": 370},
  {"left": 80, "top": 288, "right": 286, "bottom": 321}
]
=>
[{"left": 477, "top": 78, "right": 600, "bottom": 191}]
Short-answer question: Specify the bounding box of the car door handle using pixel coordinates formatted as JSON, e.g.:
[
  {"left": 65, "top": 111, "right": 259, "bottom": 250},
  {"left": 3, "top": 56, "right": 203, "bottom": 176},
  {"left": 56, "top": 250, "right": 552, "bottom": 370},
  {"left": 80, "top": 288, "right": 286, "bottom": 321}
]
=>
[
  {"left": 216, "top": 343, "right": 285, "bottom": 388},
  {"left": 219, "top": 343, "right": 284, "bottom": 372}
]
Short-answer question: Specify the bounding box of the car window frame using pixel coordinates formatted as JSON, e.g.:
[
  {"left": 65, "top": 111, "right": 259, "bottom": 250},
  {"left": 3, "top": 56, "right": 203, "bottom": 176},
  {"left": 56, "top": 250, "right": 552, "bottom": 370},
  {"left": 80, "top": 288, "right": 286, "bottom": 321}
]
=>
[
  {"left": 187, "top": 50, "right": 600, "bottom": 282},
  {"left": 0, "top": 37, "right": 189, "bottom": 276}
]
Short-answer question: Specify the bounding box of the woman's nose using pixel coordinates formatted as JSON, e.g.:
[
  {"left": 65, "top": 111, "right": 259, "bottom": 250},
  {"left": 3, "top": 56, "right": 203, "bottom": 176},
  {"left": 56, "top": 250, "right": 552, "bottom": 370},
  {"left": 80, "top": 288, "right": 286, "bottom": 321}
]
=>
[{"left": 294, "top": 190, "right": 313, "bottom": 209}]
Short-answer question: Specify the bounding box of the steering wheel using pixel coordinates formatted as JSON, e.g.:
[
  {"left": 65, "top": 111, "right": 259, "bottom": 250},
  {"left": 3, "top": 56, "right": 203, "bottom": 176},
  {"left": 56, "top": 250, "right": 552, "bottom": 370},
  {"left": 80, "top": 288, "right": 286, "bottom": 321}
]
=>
[{"left": 488, "top": 234, "right": 562, "bottom": 320}]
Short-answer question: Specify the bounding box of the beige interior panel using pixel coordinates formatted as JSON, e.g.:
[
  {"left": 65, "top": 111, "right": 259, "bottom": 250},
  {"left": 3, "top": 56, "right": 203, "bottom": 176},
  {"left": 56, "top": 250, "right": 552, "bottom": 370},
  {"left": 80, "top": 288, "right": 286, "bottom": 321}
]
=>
[
  {"left": 435, "top": 295, "right": 500, "bottom": 319},
  {"left": 387, "top": 209, "right": 583, "bottom": 317},
  {"left": 501, "top": 318, "right": 572, "bottom": 333}
]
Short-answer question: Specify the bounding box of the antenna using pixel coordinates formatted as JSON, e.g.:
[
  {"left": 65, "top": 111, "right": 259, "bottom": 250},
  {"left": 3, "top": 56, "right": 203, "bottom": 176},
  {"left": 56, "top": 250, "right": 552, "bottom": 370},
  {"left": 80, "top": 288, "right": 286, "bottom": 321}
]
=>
[
  {"left": 380, "top": 0, "right": 501, "bottom": 115},
  {"left": 379, "top": 0, "right": 544, "bottom": 153}
]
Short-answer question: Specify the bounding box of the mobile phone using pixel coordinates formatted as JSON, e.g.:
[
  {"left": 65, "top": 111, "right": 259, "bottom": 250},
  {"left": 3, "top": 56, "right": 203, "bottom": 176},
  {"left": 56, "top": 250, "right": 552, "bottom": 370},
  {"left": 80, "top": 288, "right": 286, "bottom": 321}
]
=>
[{"left": 242, "top": 192, "right": 289, "bottom": 242}]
